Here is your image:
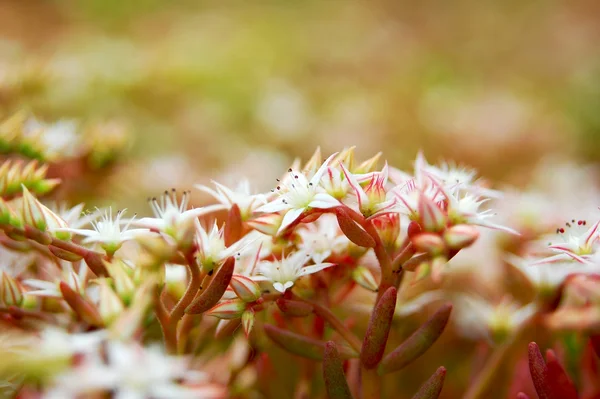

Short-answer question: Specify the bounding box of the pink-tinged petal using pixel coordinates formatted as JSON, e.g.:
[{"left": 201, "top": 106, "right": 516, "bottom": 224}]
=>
[
  {"left": 256, "top": 200, "right": 290, "bottom": 213},
  {"left": 278, "top": 208, "right": 305, "bottom": 234},
  {"left": 195, "top": 183, "right": 223, "bottom": 202},
  {"left": 300, "top": 262, "right": 336, "bottom": 276},
  {"left": 340, "top": 162, "right": 368, "bottom": 209},
  {"left": 584, "top": 220, "right": 600, "bottom": 247},
  {"left": 310, "top": 152, "right": 339, "bottom": 186}
]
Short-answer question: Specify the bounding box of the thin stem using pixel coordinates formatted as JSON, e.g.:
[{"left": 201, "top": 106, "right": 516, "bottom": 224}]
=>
[
  {"left": 155, "top": 288, "right": 176, "bottom": 353},
  {"left": 296, "top": 296, "right": 362, "bottom": 354},
  {"left": 463, "top": 316, "right": 536, "bottom": 399},
  {"left": 361, "top": 367, "right": 382, "bottom": 399}
]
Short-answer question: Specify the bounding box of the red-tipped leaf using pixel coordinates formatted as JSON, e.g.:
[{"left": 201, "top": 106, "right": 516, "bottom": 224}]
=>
[{"left": 59, "top": 282, "right": 103, "bottom": 327}]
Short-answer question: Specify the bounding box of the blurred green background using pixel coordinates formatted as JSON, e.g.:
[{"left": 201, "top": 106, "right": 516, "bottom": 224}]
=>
[
  {"left": 2, "top": 1, "right": 600, "bottom": 397},
  {"left": 2, "top": 0, "right": 600, "bottom": 209}
]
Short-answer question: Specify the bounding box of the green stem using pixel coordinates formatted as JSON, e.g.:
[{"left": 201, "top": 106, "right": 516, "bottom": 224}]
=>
[{"left": 361, "top": 367, "right": 382, "bottom": 399}]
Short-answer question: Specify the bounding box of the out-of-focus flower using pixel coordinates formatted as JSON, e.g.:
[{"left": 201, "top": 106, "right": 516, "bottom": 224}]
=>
[
  {"left": 254, "top": 251, "right": 335, "bottom": 293},
  {"left": 23, "top": 261, "right": 89, "bottom": 298},
  {"left": 23, "top": 117, "right": 83, "bottom": 160},
  {"left": 196, "top": 179, "right": 267, "bottom": 221},
  {"left": 256, "top": 153, "right": 340, "bottom": 234},
  {"left": 453, "top": 295, "right": 537, "bottom": 343},
  {"left": 296, "top": 213, "right": 349, "bottom": 264}
]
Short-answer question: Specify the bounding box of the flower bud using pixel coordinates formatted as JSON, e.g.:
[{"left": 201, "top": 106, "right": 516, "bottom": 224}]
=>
[
  {"left": 355, "top": 152, "right": 382, "bottom": 174},
  {"left": 20, "top": 186, "right": 70, "bottom": 238},
  {"left": 371, "top": 213, "right": 400, "bottom": 249},
  {"left": 0, "top": 198, "right": 20, "bottom": 226},
  {"left": 411, "top": 233, "right": 445, "bottom": 256},
  {"left": 418, "top": 194, "right": 447, "bottom": 232},
  {"left": 215, "top": 319, "right": 242, "bottom": 339},
  {"left": 242, "top": 309, "right": 255, "bottom": 337},
  {"left": 443, "top": 224, "right": 480, "bottom": 250},
  {"left": 205, "top": 299, "right": 246, "bottom": 319},
  {"left": 0, "top": 272, "right": 23, "bottom": 307},
  {"left": 351, "top": 266, "right": 379, "bottom": 292},
  {"left": 230, "top": 274, "right": 261, "bottom": 303}
]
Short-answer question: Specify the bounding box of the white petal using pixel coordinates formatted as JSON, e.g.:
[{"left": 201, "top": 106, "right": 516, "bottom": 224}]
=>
[
  {"left": 310, "top": 152, "right": 339, "bottom": 186},
  {"left": 277, "top": 208, "right": 305, "bottom": 234},
  {"left": 309, "top": 193, "right": 340, "bottom": 209},
  {"left": 273, "top": 282, "right": 286, "bottom": 293},
  {"left": 256, "top": 200, "right": 290, "bottom": 213},
  {"left": 300, "top": 262, "right": 336, "bottom": 276}
]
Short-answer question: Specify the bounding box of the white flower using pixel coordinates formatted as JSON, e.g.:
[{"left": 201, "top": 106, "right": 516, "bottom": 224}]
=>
[
  {"left": 23, "top": 117, "right": 82, "bottom": 160},
  {"left": 256, "top": 153, "right": 340, "bottom": 234},
  {"left": 196, "top": 179, "right": 267, "bottom": 221},
  {"left": 135, "top": 189, "right": 226, "bottom": 242},
  {"left": 340, "top": 162, "right": 397, "bottom": 218},
  {"left": 254, "top": 251, "right": 335, "bottom": 293},
  {"left": 58, "top": 208, "right": 148, "bottom": 254},
  {"left": 195, "top": 220, "right": 257, "bottom": 272},
  {"left": 24, "top": 261, "right": 89, "bottom": 298},
  {"left": 543, "top": 218, "right": 600, "bottom": 261},
  {"left": 296, "top": 214, "right": 349, "bottom": 263},
  {"left": 453, "top": 295, "right": 537, "bottom": 342},
  {"left": 445, "top": 190, "right": 518, "bottom": 234}
]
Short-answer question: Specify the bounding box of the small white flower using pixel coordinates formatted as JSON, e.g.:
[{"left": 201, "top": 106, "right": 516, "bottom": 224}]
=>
[
  {"left": 196, "top": 179, "right": 267, "bottom": 221},
  {"left": 254, "top": 251, "right": 335, "bottom": 293},
  {"left": 543, "top": 218, "right": 600, "bottom": 261},
  {"left": 135, "top": 189, "right": 226, "bottom": 243},
  {"left": 445, "top": 189, "right": 518, "bottom": 234},
  {"left": 296, "top": 214, "right": 349, "bottom": 263},
  {"left": 24, "top": 261, "right": 88, "bottom": 298},
  {"left": 256, "top": 153, "right": 340, "bottom": 234},
  {"left": 340, "top": 162, "right": 397, "bottom": 218},
  {"left": 195, "top": 220, "right": 257, "bottom": 272},
  {"left": 58, "top": 208, "right": 147, "bottom": 254}
]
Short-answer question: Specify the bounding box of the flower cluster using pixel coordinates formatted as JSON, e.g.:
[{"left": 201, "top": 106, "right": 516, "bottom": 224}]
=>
[{"left": 1, "top": 144, "right": 600, "bottom": 399}]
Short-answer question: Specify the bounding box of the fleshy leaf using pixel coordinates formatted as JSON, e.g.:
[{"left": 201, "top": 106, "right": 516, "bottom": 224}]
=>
[
  {"left": 186, "top": 257, "right": 235, "bottom": 314},
  {"left": 59, "top": 281, "right": 103, "bottom": 327},
  {"left": 361, "top": 287, "right": 397, "bottom": 369},
  {"left": 335, "top": 207, "right": 376, "bottom": 248},
  {"left": 528, "top": 342, "right": 551, "bottom": 399},
  {"left": 545, "top": 349, "right": 578, "bottom": 399},
  {"left": 323, "top": 341, "right": 354, "bottom": 399},
  {"left": 411, "top": 366, "right": 446, "bottom": 399},
  {"left": 379, "top": 303, "right": 452, "bottom": 374},
  {"left": 264, "top": 324, "right": 358, "bottom": 361},
  {"left": 224, "top": 204, "right": 242, "bottom": 247}
]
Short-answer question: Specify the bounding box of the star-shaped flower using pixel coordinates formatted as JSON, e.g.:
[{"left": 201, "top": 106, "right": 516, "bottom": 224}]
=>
[{"left": 256, "top": 153, "right": 340, "bottom": 234}]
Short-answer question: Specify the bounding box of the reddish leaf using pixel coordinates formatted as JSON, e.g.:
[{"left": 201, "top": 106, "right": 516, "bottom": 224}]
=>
[
  {"left": 545, "top": 349, "right": 578, "bottom": 399},
  {"left": 276, "top": 298, "right": 313, "bottom": 317},
  {"left": 528, "top": 342, "right": 551, "bottom": 399},
  {"left": 411, "top": 366, "right": 446, "bottom": 399},
  {"left": 379, "top": 303, "right": 452, "bottom": 374},
  {"left": 335, "top": 207, "right": 376, "bottom": 248},
  {"left": 323, "top": 341, "right": 354, "bottom": 399},
  {"left": 186, "top": 257, "right": 235, "bottom": 314},
  {"left": 224, "top": 204, "right": 242, "bottom": 247},
  {"left": 361, "top": 287, "right": 397, "bottom": 369}
]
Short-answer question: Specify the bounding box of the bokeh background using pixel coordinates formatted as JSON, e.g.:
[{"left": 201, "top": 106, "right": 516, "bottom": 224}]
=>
[{"left": 2, "top": 1, "right": 600, "bottom": 397}]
